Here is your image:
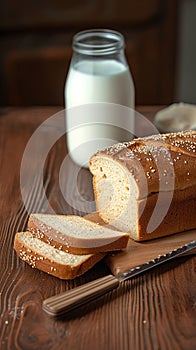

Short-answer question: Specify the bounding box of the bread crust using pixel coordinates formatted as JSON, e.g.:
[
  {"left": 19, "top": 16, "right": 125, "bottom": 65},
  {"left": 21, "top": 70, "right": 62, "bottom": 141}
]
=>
[
  {"left": 89, "top": 131, "right": 196, "bottom": 241},
  {"left": 136, "top": 184, "right": 196, "bottom": 240},
  {"left": 28, "top": 214, "right": 129, "bottom": 254},
  {"left": 90, "top": 131, "right": 196, "bottom": 199},
  {"left": 14, "top": 232, "right": 105, "bottom": 280}
]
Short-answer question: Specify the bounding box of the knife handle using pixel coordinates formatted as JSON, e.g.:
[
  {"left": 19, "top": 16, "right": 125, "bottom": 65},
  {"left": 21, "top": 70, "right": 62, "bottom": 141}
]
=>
[{"left": 42, "top": 274, "right": 119, "bottom": 316}]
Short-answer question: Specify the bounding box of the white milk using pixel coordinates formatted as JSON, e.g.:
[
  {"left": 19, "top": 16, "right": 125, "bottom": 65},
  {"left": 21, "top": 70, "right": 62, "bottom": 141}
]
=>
[{"left": 65, "top": 59, "right": 135, "bottom": 167}]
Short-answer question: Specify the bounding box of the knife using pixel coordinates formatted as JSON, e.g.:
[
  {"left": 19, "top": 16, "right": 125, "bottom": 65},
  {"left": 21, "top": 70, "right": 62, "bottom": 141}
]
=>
[{"left": 42, "top": 240, "right": 196, "bottom": 316}]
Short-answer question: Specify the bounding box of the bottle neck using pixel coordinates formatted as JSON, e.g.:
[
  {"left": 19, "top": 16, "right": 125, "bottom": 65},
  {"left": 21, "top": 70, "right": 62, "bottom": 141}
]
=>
[{"left": 72, "top": 29, "right": 125, "bottom": 56}]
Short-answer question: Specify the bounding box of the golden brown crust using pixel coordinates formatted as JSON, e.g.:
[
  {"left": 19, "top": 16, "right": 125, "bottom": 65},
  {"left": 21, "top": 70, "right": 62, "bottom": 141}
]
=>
[
  {"left": 28, "top": 215, "right": 129, "bottom": 254},
  {"left": 90, "top": 130, "right": 196, "bottom": 199},
  {"left": 136, "top": 183, "right": 196, "bottom": 240},
  {"left": 89, "top": 130, "right": 196, "bottom": 241},
  {"left": 14, "top": 232, "right": 105, "bottom": 280}
]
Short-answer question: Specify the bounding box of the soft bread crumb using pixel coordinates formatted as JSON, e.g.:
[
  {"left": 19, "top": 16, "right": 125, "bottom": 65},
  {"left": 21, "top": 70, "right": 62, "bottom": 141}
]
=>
[
  {"left": 17, "top": 232, "right": 93, "bottom": 266},
  {"left": 14, "top": 232, "right": 105, "bottom": 279},
  {"left": 28, "top": 214, "right": 130, "bottom": 253},
  {"left": 90, "top": 156, "right": 139, "bottom": 236}
]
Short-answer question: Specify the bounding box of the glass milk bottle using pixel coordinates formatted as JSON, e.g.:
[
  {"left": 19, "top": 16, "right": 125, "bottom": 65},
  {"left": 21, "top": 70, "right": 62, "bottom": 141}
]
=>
[{"left": 65, "top": 29, "right": 135, "bottom": 167}]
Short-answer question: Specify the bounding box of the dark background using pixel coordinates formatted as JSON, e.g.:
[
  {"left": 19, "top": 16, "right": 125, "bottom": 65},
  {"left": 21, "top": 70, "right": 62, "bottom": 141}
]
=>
[{"left": 0, "top": 0, "right": 195, "bottom": 107}]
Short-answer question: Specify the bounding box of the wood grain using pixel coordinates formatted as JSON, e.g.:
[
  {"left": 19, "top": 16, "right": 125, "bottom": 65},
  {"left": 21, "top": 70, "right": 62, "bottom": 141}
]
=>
[
  {"left": 0, "top": 0, "right": 162, "bottom": 30},
  {"left": 0, "top": 1, "right": 178, "bottom": 106},
  {"left": 0, "top": 107, "right": 195, "bottom": 350}
]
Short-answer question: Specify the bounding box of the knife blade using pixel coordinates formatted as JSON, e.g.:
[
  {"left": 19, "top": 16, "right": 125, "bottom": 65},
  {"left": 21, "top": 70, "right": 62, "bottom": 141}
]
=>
[{"left": 42, "top": 240, "right": 196, "bottom": 316}]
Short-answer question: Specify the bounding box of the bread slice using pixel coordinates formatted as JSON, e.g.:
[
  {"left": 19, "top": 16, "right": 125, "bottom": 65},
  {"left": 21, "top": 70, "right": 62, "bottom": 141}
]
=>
[
  {"left": 27, "top": 213, "right": 130, "bottom": 254},
  {"left": 14, "top": 231, "right": 105, "bottom": 280},
  {"left": 89, "top": 130, "right": 196, "bottom": 241}
]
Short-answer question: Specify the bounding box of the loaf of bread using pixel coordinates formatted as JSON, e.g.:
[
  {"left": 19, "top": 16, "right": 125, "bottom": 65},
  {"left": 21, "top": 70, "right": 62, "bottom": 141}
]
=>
[
  {"left": 27, "top": 213, "right": 129, "bottom": 254},
  {"left": 14, "top": 231, "right": 105, "bottom": 279},
  {"left": 89, "top": 130, "right": 196, "bottom": 241}
]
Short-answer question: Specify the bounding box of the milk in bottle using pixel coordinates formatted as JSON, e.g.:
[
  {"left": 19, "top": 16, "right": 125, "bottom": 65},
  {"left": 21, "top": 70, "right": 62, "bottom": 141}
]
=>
[{"left": 65, "top": 29, "right": 135, "bottom": 167}]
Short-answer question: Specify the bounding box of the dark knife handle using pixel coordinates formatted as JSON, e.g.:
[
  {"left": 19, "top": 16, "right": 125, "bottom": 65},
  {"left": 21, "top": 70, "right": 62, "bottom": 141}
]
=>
[{"left": 42, "top": 274, "right": 119, "bottom": 316}]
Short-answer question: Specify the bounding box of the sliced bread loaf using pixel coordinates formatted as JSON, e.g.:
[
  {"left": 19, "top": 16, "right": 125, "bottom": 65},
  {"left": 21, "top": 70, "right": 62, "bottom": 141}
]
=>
[
  {"left": 27, "top": 213, "right": 130, "bottom": 254},
  {"left": 89, "top": 130, "right": 196, "bottom": 241},
  {"left": 14, "top": 231, "right": 105, "bottom": 280}
]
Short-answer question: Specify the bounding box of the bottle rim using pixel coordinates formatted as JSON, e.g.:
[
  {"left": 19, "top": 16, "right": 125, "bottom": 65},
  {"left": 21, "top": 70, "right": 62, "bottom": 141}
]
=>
[{"left": 72, "top": 29, "right": 125, "bottom": 55}]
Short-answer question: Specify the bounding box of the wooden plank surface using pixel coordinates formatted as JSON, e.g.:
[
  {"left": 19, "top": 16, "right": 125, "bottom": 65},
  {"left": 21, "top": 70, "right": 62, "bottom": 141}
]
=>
[
  {"left": 0, "top": 1, "right": 178, "bottom": 106},
  {"left": 0, "top": 106, "right": 195, "bottom": 350},
  {"left": 85, "top": 212, "right": 196, "bottom": 274}
]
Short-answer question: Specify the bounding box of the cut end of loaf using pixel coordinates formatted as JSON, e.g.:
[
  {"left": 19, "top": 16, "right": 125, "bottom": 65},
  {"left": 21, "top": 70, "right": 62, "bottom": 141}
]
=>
[{"left": 89, "top": 155, "right": 139, "bottom": 238}]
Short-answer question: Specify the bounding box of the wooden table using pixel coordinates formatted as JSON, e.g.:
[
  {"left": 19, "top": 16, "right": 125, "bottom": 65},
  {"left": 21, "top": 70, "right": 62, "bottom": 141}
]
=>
[{"left": 0, "top": 106, "right": 195, "bottom": 350}]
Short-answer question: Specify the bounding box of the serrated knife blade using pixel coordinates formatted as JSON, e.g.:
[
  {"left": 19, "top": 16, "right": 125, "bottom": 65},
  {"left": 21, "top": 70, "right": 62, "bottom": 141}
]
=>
[
  {"left": 117, "top": 240, "right": 196, "bottom": 282},
  {"left": 42, "top": 240, "right": 196, "bottom": 316}
]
